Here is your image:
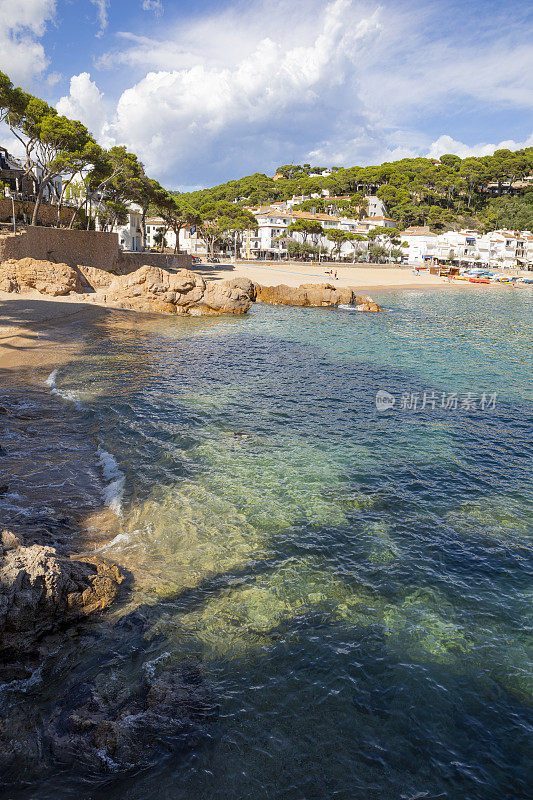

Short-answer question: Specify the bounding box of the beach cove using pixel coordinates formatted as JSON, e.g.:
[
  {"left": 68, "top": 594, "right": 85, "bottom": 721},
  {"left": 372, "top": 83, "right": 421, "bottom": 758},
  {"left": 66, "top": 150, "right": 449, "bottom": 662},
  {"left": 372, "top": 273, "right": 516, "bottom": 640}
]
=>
[{"left": 0, "top": 284, "right": 532, "bottom": 798}]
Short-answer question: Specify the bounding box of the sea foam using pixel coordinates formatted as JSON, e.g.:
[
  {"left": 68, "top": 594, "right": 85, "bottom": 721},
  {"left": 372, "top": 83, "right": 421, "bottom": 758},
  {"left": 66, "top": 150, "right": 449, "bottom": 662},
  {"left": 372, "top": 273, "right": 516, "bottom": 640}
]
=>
[
  {"left": 46, "top": 369, "right": 84, "bottom": 409},
  {"left": 97, "top": 446, "right": 126, "bottom": 517},
  {"left": 45, "top": 369, "right": 58, "bottom": 387}
]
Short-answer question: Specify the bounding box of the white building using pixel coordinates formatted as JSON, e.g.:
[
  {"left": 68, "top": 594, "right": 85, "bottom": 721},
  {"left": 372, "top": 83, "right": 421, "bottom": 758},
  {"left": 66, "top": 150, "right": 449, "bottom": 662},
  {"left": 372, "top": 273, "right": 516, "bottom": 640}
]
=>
[
  {"left": 241, "top": 205, "right": 398, "bottom": 260},
  {"left": 145, "top": 217, "right": 176, "bottom": 251},
  {"left": 366, "top": 195, "right": 387, "bottom": 217},
  {"left": 145, "top": 217, "right": 208, "bottom": 256},
  {"left": 116, "top": 204, "right": 142, "bottom": 252},
  {"left": 95, "top": 203, "right": 143, "bottom": 251},
  {"left": 401, "top": 227, "right": 533, "bottom": 270}
]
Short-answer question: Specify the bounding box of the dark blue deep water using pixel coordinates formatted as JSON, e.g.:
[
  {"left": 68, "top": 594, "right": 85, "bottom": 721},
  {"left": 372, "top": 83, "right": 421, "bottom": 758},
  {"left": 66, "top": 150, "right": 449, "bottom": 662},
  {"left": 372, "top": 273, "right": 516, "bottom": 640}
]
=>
[{"left": 4, "top": 288, "right": 533, "bottom": 799}]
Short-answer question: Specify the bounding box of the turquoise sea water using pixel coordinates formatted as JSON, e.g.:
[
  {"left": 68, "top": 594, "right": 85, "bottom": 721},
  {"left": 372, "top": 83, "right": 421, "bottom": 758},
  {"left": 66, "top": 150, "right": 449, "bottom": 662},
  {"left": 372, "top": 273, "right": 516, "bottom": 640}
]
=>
[{"left": 4, "top": 288, "right": 533, "bottom": 798}]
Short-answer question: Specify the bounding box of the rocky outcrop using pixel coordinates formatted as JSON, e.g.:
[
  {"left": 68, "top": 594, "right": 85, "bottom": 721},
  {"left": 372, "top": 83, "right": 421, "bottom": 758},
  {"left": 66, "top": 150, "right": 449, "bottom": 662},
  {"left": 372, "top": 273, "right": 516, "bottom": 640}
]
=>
[
  {"left": 99, "top": 266, "right": 253, "bottom": 315},
  {"left": 0, "top": 257, "right": 82, "bottom": 296},
  {"left": 0, "top": 530, "right": 124, "bottom": 653},
  {"left": 223, "top": 276, "right": 257, "bottom": 301},
  {"left": 355, "top": 299, "right": 383, "bottom": 312},
  {"left": 76, "top": 263, "right": 114, "bottom": 290},
  {"left": 0, "top": 257, "right": 383, "bottom": 313},
  {"left": 255, "top": 282, "right": 384, "bottom": 311}
]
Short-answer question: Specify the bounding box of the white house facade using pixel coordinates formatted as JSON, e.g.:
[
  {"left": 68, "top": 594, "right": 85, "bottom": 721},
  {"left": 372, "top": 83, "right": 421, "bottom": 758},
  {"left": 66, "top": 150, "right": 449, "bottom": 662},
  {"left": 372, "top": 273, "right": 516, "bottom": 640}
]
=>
[
  {"left": 401, "top": 227, "right": 533, "bottom": 270},
  {"left": 242, "top": 206, "right": 398, "bottom": 259}
]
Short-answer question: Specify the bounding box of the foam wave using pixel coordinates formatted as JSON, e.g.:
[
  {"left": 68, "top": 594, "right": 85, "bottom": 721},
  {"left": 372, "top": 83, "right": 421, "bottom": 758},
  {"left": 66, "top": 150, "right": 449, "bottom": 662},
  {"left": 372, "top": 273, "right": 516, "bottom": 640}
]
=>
[
  {"left": 96, "top": 531, "right": 132, "bottom": 552},
  {"left": 50, "top": 387, "right": 84, "bottom": 409},
  {"left": 46, "top": 369, "right": 85, "bottom": 409},
  {"left": 45, "top": 369, "right": 58, "bottom": 387},
  {"left": 97, "top": 446, "right": 126, "bottom": 517}
]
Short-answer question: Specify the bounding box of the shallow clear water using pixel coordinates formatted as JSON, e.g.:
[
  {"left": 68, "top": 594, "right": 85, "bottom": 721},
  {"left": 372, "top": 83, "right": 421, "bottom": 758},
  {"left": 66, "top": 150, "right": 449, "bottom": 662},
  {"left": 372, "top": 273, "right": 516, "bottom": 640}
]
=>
[{"left": 4, "top": 288, "right": 533, "bottom": 798}]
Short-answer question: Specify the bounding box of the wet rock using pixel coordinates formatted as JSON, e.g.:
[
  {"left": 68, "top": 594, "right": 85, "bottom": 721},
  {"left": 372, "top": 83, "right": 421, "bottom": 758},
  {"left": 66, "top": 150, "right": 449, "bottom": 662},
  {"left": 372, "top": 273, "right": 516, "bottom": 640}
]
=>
[
  {"left": 0, "top": 258, "right": 82, "bottom": 296},
  {"left": 42, "top": 664, "right": 212, "bottom": 776},
  {"left": 355, "top": 300, "right": 383, "bottom": 312},
  {"left": 0, "top": 530, "right": 124, "bottom": 652},
  {"left": 0, "top": 645, "right": 213, "bottom": 783}
]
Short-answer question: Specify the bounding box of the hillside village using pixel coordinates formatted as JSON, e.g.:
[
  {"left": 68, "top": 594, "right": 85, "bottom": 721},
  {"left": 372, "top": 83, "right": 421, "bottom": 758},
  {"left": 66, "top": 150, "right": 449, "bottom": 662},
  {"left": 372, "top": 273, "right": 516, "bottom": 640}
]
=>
[
  {"left": 3, "top": 142, "right": 533, "bottom": 271},
  {"left": 1, "top": 68, "right": 532, "bottom": 272}
]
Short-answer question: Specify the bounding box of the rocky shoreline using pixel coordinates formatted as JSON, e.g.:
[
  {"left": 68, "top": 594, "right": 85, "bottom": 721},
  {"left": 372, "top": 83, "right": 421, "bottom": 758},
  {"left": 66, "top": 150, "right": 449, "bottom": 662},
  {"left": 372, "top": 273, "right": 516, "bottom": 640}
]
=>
[
  {"left": 0, "top": 257, "right": 384, "bottom": 788},
  {"left": 0, "top": 257, "right": 384, "bottom": 314},
  {"left": 0, "top": 309, "right": 216, "bottom": 788}
]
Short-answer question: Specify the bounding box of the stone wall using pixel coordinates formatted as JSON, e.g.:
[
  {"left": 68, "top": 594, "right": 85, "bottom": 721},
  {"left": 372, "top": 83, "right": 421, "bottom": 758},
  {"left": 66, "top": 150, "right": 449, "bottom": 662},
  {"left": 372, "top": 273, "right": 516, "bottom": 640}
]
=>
[
  {"left": 0, "top": 226, "right": 118, "bottom": 271},
  {"left": 0, "top": 198, "right": 71, "bottom": 226},
  {"left": 116, "top": 251, "right": 192, "bottom": 273},
  {"left": 0, "top": 226, "right": 192, "bottom": 273}
]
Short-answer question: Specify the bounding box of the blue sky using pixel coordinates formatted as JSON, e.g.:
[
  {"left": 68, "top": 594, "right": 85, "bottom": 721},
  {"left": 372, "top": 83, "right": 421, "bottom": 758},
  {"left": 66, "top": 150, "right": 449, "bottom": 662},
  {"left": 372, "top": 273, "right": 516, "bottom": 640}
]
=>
[{"left": 1, "top": 0, "right": 532, "bottom": 189}]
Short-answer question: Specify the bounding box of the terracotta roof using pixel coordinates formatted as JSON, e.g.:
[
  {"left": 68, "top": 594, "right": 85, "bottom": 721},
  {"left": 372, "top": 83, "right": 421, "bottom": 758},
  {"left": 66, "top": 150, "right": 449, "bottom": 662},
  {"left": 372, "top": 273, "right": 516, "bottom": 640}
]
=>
[{"left": 290, "top": 210, "right": 340, "bottom": 222}]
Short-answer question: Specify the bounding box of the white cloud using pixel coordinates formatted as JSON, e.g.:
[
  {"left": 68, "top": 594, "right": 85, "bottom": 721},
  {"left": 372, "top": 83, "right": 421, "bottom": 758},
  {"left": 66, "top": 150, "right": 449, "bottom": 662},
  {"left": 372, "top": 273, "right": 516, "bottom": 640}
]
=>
[
  {"left": 141, "top": 0, "right": 163, "bottom": 13},
  {"left": 90, "top": 0, "right": 109, "bottom": 38},
  {"left": 0, "top": 0, "right": 56, "bottom": 84},
  {"left": 56, "top": 72, "right": 108, "bottom": 138},
  {"left": 427, "top": 133, "right": 533, "bottom": 160},
  {"left": 57, "top": 0, "right": 533, "bottom": 187},
  {"left": 96, "top": 0, "right": 383, "bottom": 183}
]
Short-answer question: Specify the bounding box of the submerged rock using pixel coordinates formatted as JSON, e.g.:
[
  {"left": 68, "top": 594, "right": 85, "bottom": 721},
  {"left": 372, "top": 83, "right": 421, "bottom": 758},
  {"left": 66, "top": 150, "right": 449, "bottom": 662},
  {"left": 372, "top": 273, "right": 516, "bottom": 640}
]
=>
[
  {"left": 0, "top": 257, "right": 82, "bottom": 296},
  {"left": 0, "top": 530, "right": 124, "bottom": 652},
  {"left": 42, "top": 663, "right": 212, "bottom": 776},
  {"left": 0, "top": 643, "right": 214, "bottom": 783}
]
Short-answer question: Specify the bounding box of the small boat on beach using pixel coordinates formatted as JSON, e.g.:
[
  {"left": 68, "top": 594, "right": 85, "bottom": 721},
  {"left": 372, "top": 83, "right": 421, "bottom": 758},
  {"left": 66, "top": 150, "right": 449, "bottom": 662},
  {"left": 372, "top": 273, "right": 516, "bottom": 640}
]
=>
[{"left": 469, "top": 277, "right": 490, "bottom": 284}]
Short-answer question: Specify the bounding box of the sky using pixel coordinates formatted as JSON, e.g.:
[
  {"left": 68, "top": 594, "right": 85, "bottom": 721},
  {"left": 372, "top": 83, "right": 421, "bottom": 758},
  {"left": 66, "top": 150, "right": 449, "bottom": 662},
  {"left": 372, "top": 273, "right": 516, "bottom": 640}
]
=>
[{"left": 0, "top": 0, "right": 532, "bottom": 190}]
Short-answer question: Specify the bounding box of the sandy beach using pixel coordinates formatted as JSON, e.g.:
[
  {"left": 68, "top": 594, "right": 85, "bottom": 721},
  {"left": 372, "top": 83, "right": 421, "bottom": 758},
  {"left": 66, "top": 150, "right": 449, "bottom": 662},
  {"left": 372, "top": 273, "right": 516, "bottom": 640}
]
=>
[{"left": 192, "top": 260, "right": 511, "bottom": 291}]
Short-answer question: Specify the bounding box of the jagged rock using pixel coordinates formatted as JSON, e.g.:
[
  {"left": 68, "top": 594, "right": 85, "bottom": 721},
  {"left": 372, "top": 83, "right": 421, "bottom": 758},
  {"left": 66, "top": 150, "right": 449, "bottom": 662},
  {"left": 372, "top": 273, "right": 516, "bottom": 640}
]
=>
[
  {"left": 76, "top": 264, "right": 114, "bottom": 290},
  {"left": 101, "top": 266, "right": 252, "bottom": 315},
  {"left": 255, "top": 283, "right": 384, "bottom": 311},
  {"left": 223, "top": 276, "right": 257, "bottom": 301},
  {"left": 355, "top": 300, "right": 383, "bottom": 312},
  {"left": 0, "top": 257, "right": 383, "bottom": 313},
  {"left": 199, "top": 279, "right": 255, "bottom": 314},
  {"left": 255, "top": 282, "right": 350, "bottom": 307},
  {"left": 0, "top": 530, "right": 124, "bottom": 652},
  {"left": 0, "top": 258, "right": 82, "bottom": 296}
]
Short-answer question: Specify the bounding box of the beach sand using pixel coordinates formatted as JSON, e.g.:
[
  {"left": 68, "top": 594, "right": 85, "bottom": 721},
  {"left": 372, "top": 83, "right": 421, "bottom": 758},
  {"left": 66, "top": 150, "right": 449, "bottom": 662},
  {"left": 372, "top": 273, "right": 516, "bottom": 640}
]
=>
[{"left": 193, "top": 261, "right": 475, "bottom": 291}]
